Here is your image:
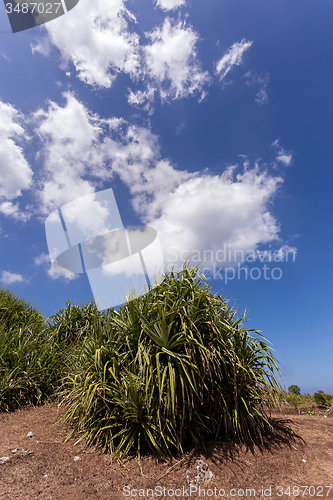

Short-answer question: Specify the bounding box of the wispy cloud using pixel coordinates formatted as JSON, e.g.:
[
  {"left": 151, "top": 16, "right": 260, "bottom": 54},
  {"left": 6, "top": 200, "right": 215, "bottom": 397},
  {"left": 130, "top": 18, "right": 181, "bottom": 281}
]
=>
[
  {"left": 272, "top": 139, "right": 293, "bottom": 167},
  {"left": 0, "top": 270, "right": 25, "bottom": 285},
  {"left": 216, "top": 39, "right": 253, "bottom": 81},
  {"left": 244, "top": 71, "right": 269, "bottom": 105}
]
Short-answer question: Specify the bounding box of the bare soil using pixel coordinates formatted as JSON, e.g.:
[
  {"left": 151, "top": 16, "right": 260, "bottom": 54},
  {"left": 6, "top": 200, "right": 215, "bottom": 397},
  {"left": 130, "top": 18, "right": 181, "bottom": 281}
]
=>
[{"left": 0, "top": 403, "right": 332, "bottom": 499}]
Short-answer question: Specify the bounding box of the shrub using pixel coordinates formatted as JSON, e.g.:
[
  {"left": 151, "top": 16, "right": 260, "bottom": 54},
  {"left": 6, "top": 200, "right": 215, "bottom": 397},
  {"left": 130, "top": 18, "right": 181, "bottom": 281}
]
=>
[
  {"left": 48, "top": 300, "right": 104, "bottom": 345},
  {"left": 288, "top": 385, "right": 301, "bottom": 395},
  {"left": 0, "top": 289, "right": 63, "bottom": 412},
  {"left": 313, "top": 391, "right": 329, "bottom": 407},
  {"left": 0, "top": 287, "right": 44, "bottom": 333},
  {"left": 58, "top": 262, "right": 282, "bottom": 459}
]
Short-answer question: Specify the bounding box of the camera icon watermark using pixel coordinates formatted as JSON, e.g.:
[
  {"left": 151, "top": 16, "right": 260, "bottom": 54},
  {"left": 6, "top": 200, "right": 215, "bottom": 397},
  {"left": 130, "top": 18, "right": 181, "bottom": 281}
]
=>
[
  {"left": 4, "top": 0, "right": 80, "bottom": 33},
  {"left": 45, "top": 188, "right": 165, "bottom": 311}
]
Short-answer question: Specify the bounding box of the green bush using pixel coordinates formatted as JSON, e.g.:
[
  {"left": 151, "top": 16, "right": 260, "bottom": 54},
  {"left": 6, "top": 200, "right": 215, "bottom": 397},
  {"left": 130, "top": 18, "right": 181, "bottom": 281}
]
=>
[
  {"left": 57, "top": 262, "right": 282, "bottom": 459},
  {"left": 313, "top": 390, "right": 329, "bottom": 407},
  {"left": 48, "top": 300, "right": 104, "bottom": 345},
  {"left": 0, "top": 287, "right": 44, "bottom": 333},
  {"left": 288, "top": 385, "right": 301, "bottom": 395},
  {"left": 0, "top": 288, "right": 63, "bottom": 412}
]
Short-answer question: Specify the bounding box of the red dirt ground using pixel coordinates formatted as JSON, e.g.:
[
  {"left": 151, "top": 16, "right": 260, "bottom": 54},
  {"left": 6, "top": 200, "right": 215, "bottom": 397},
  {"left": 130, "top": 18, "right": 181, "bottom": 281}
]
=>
[{"left": 0, "top": 403, "right": 332, "bottom": 500}]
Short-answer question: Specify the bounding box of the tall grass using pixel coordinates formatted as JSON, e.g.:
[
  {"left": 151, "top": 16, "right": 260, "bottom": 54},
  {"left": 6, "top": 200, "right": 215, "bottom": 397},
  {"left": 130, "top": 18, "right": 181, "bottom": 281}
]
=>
[{"left": 57, "top": 262, "right": 281, "bottom": 459}]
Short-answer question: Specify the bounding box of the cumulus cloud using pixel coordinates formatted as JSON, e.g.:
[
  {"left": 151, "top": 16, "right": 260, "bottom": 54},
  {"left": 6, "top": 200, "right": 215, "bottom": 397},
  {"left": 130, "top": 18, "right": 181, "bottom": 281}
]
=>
[
  {"left": 32, "top": 0, "right": 140, "bottom": 88},
  {"left": 216, "top": 39, "right": 253, "bottom": 81},
  {"left": 31, "top": 3, "right": 211, "bottom": 105},
  {"left": 155, "top": 0, "right": 186, "bottom": 11},
  {"left": 142, "top": 166, "right": 284, "bottom": 271},
  {"left": 0, "top": 101, "right": 33, "bottom": 201},
  {"left": 34, "top": 92, "right": 104, "bottom": 213},
  {"left": 272, "top": 139, "right": 293, "bottom": 167},
  {"left": 33, "top": 94, "right": 290, "bottom": 276},
  {"left": 1, "top": 270, "right": 25, "bottom": 285},
  {"left": 143, "top": 18, "right": 210, "bottom": 101},
  {"left": 34, "top": 93, "right": 193, "bottom": 214}
]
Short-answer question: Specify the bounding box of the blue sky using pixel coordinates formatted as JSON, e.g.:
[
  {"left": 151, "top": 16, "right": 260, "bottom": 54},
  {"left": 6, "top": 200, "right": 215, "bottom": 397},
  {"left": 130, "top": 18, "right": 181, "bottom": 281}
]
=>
[{"left": 0, "top": 0, "right": 332, "bottom": 394}]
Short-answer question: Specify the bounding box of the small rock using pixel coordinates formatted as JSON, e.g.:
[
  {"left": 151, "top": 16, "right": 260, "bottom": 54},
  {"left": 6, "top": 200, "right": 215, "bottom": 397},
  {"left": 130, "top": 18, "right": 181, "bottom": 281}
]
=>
[
  {"left": 302, "top": 459, "right": 306, "bottom": 463},
  {"left": 11, "top": 448, "right": 24, "bottom": 454},
  {"left": 0, "top": 457, "right": 11, "bottom": 464},
  {"left": 27, "top": 431, "right": 33, "bottom": 438},
  {"left": 73, "top": 456, "right": 81, "bottom": 462},
  {"left": 186, "top": 460, "right": 214, "bottom": 485}
]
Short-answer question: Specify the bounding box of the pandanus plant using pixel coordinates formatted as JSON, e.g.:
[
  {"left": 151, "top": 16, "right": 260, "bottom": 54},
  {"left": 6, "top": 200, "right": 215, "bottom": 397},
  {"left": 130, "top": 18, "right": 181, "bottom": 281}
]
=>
[{"left": 57, "top": 261, "right": 281, "bottom": 459}]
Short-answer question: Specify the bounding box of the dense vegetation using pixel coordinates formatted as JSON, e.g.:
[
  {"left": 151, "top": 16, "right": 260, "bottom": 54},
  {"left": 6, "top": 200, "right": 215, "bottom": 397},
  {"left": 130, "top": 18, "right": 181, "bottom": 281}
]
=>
[
  {"left": 0, "top": 263, "right": 330, "bottom": 458},
  {"left": 0, "top": 288, "right": 63, "bottom": 411}
]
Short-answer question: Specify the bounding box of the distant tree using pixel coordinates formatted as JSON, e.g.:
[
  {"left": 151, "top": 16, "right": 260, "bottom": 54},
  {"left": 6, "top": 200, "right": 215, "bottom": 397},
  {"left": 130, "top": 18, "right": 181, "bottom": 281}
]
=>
[
  {"left": 314, "top": 390, "right": 328, "bottom": 406},
  {"left": 288, "top": 385, "right": 301, "bottom": 395}
]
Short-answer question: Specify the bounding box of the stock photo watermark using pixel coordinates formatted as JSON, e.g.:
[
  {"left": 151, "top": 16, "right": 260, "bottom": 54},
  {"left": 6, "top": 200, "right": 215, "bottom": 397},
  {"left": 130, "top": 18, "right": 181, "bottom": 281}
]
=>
[
  {"left": 3, "top": 0, "right": 80, "bottom": 33},
  {"left": 166, "top": 245, "right": 297, "bottom": 283},
  {"left": 45, "top": 188, "right": 165, "bottom": 311},
  {"left": 123, "top": 485, "right": 332, "bottom": 498}
]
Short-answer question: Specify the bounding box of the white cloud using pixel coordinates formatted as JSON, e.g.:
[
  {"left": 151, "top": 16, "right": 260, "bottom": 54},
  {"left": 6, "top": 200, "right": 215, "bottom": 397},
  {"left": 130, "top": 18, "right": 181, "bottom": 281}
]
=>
[
  {"left": 32, "top": 0, "right": 140, "bottom": 88},
  {"left": 143, "top": 18, "right": 210, "bottom": 101},
  {"left": 34, "top": 253, "right": 78, "bottom": 281},
  {"left": 216, "top": 39, "right": 253, "bottom": 81},
  {"left": 276, "top": 153, "right": 293, "bottom": 167},
  {"left": 0, "top": 101, "right": 33, "bottom": 201},
  {"left": 1, "top": 271, "right": 25, "bottom": 285},
  {"left": 0, "top": 201, "right": 31, "bottom": 221},
  {"left": 31, "top": 3, "right": 210, "bottom": 105},
  {"left": 34, "top": 92, "right": 104, "bottom": 213},
  {"left": 155, "top": 0, "right": 186, "bottom": 11},
  {"left": 272, "top": 140, "right": 293, "bottom": 167},
  {"left": 33, "top": 95, "right": 290, "bottom": 276},
  {"left": 142, "top": 166, "right": 284, "bottom": 270},
  {"left": 127, "top": 86, "right": 156, "bottom": 114}
]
